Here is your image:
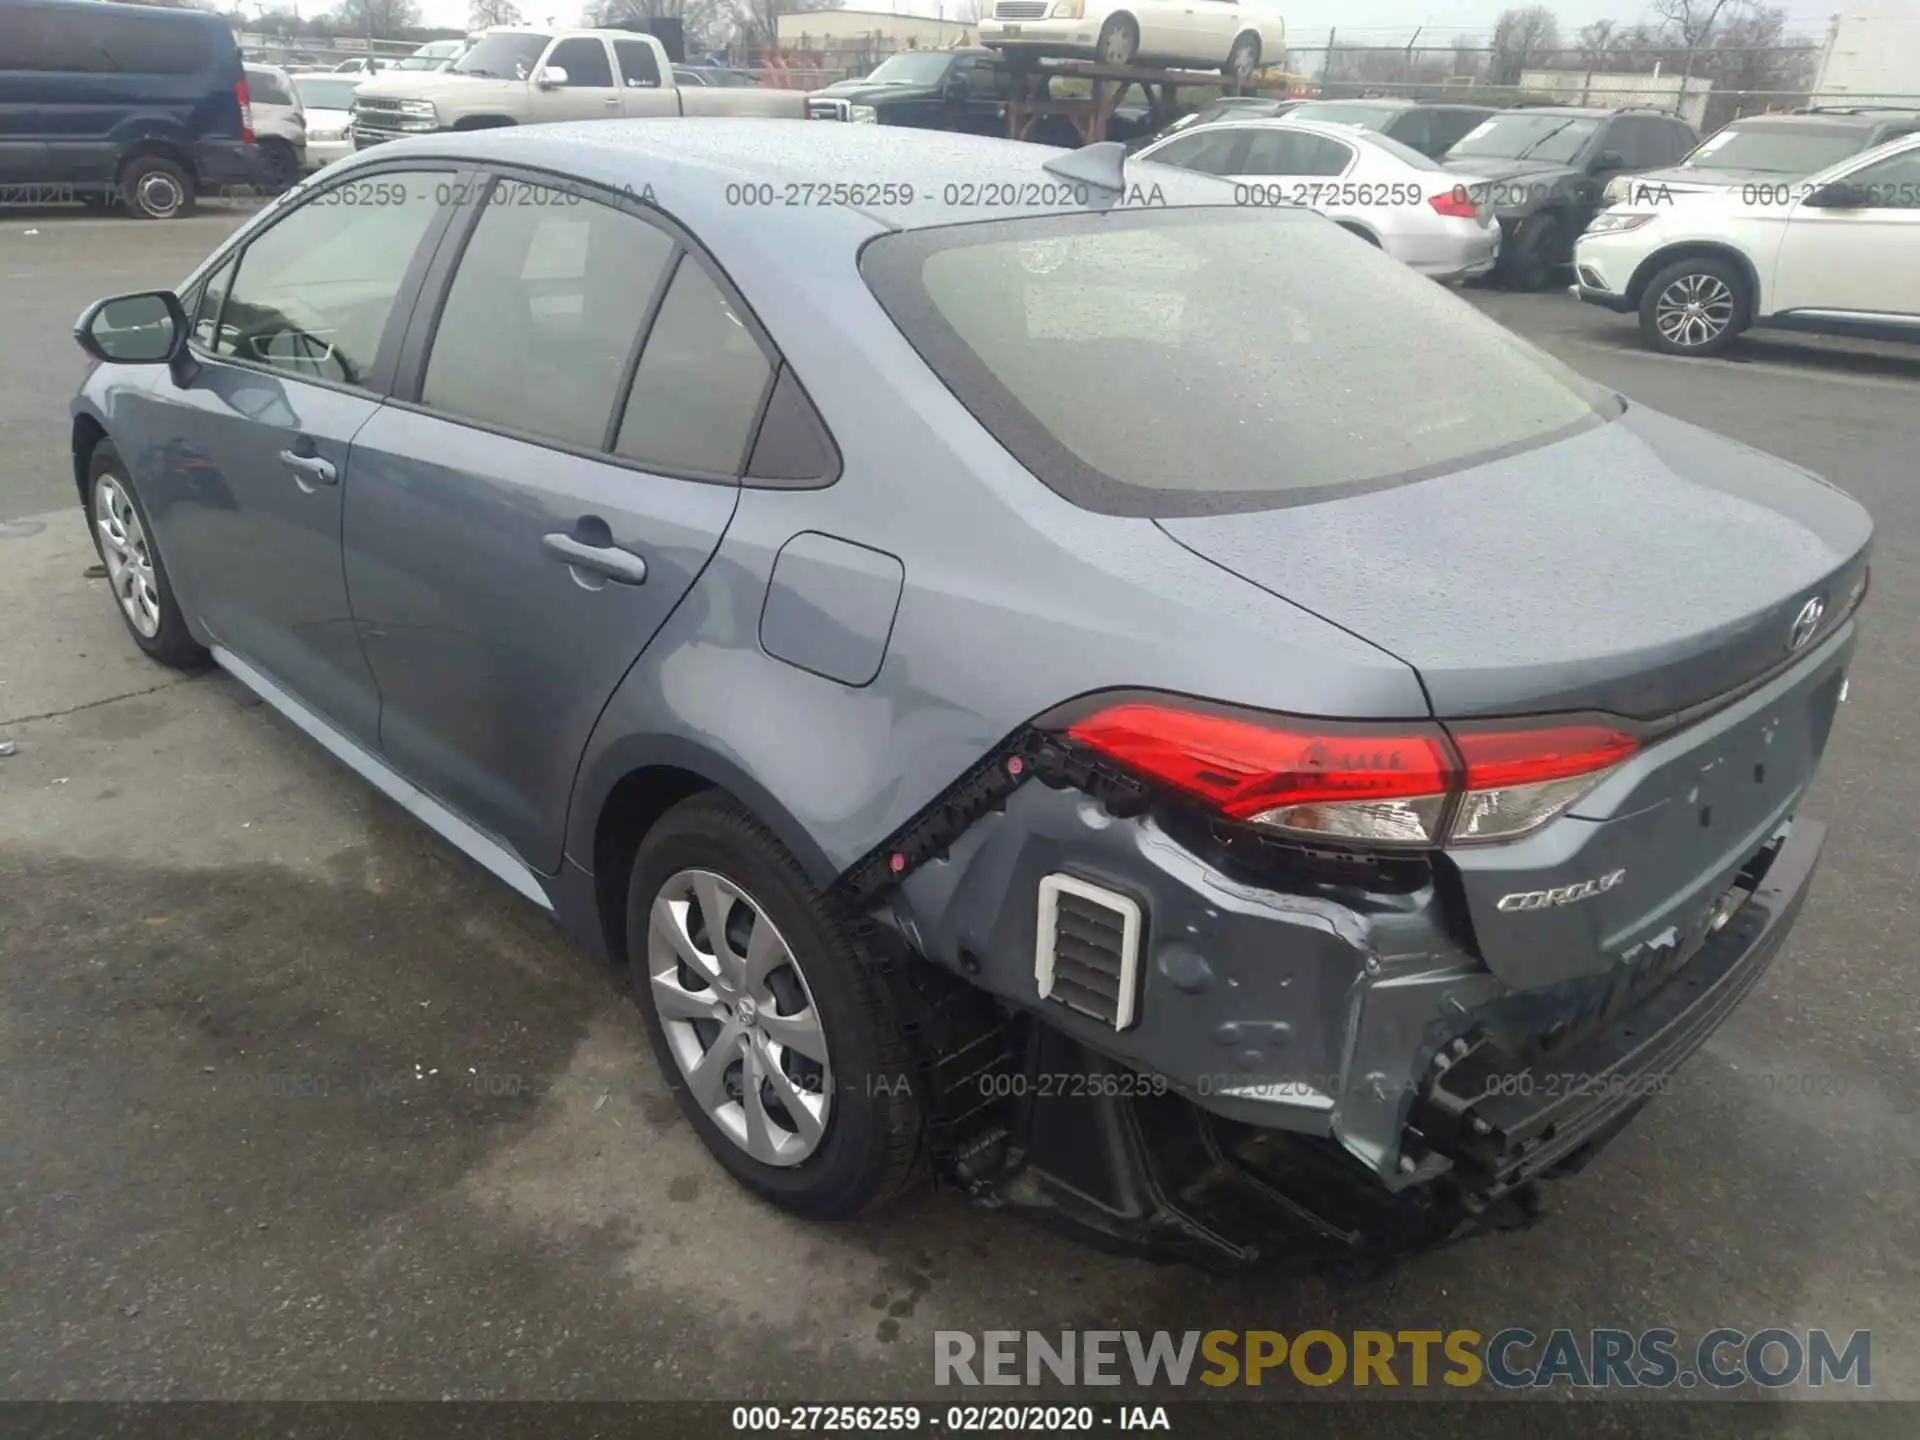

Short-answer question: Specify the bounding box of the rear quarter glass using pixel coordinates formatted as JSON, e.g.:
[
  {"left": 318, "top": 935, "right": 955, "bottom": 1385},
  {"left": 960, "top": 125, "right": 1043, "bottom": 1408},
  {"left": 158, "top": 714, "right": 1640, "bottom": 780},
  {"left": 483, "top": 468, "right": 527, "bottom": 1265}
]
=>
[{"left": 860, "top": 207, "right": 1620, "bottom": 517}]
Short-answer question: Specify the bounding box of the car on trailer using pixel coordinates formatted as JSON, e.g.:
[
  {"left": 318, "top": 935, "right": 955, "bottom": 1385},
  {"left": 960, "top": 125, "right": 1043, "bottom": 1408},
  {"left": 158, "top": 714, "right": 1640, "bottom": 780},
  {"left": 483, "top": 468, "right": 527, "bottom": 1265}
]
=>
[{"left": 69, "top": 119, "right": 1870, "bottom": 1268}]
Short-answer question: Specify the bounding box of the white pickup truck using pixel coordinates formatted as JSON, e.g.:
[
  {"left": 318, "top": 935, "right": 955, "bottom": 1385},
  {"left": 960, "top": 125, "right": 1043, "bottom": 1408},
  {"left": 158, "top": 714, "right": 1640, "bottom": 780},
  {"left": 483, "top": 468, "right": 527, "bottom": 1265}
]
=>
[{"left": 350, "top": 27, "right": 803, "bottom": 146}]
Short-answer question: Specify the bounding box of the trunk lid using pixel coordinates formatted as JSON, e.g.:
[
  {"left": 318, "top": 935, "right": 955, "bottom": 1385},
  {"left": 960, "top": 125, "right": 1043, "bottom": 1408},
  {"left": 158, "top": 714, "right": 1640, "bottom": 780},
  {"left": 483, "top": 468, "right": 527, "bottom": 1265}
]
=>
[
  {"left": 1158, "top": 405, "right": 1870, "bottom": 989},
  {"left": 1155, "top": 405, "right": 1871, "bottom": 721}
]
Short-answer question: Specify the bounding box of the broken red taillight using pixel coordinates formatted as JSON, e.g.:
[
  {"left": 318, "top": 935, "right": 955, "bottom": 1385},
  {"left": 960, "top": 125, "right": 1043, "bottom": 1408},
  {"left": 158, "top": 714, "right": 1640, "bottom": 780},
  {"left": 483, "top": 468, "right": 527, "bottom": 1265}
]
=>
[{"left": 1061, "top": 701, "right": 1638, "bottom": 847}]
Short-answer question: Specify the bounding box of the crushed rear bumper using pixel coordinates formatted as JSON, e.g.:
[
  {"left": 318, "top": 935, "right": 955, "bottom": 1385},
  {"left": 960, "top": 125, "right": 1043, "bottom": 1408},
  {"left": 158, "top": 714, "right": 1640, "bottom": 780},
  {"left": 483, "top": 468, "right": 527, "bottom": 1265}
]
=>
[{"left": 1408, "top": 819, "right": 1823, "bottom": 1192}]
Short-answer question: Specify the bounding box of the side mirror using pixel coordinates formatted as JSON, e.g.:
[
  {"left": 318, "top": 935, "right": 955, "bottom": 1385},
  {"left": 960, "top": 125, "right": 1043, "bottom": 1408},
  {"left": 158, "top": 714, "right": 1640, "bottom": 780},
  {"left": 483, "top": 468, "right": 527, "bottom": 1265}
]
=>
[
  {"left": 1805, "top": 180, "right": 1869, "bottom": 208},
  {"left": 536, "top": 65, "right": 569, "bottom": 89},
  {"left": 1591, "top": 149, "right": 1626, "bottom": 171},
  {"left": 73, "top": 291, "right": 187, "bottom": 365}
]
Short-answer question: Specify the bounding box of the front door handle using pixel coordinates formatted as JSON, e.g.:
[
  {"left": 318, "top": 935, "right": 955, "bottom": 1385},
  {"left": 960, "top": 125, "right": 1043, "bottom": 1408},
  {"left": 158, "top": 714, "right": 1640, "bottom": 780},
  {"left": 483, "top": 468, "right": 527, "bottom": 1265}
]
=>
[
  {"left": 278, "top": 448, "right": 337, "bottom": 490},
  {"left": 543, "top": 527, "right": 649, "bottom": 586}
]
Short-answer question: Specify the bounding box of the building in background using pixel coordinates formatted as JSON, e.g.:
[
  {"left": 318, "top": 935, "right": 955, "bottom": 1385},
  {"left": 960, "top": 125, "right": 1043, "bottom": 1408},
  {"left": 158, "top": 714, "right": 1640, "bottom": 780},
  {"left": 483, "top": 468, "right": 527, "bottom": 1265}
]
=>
[
  {"left": 1815, "top": 2, "right": 1920, "bottom": 102},
  {"left": 1519, "top": 68, "right": 1712, "bottom": 129},
  {"left": 777, "top": 9, "right": 977, "bottom": 56}
]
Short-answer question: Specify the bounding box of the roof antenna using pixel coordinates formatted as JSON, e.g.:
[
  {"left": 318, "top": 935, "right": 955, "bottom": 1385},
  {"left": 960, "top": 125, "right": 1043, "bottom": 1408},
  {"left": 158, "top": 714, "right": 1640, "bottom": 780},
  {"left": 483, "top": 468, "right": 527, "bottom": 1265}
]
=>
[{"left": 1043, "top": 141, "right": 1127, "bottom": 193}]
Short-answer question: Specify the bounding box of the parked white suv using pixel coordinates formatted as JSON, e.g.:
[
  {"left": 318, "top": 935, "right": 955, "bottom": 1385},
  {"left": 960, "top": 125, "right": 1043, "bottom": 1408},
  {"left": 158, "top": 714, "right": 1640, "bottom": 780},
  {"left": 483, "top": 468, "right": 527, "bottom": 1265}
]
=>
[
  {"left": 243, "top": 64, "right": 306, "bottom": 191},
  {"left": 1573, "top": 131, "right": 1920, "bottom": 356},
  {"left": 979, "top": 0, "right": 1285, "bottom": 78}
]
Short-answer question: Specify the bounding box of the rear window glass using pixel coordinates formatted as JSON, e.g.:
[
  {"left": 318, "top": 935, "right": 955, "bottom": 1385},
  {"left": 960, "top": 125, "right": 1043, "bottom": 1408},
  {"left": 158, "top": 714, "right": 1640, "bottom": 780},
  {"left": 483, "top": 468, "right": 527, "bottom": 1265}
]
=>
[
  {"left": 861, "top": 208, "right": 1617, "bottom": 517},
  {"left": 247, "top": 68, "right": 294, "bottom": 106}
]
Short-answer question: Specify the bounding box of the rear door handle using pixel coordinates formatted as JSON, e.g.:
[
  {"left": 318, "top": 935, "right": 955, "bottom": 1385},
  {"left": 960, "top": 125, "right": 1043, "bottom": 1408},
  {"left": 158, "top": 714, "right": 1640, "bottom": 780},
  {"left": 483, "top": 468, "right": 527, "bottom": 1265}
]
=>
[
  {"left": 277, "top": 448, "right": 337, "bottom": 490},
  {"left": 543, "top": 529, "right": 649, "bottom": 586}
]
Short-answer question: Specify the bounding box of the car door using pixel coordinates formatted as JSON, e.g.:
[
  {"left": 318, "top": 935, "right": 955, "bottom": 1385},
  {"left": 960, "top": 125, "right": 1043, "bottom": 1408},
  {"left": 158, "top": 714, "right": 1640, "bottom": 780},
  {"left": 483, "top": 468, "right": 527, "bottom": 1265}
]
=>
[
  {"left": 133, "top": 167, "right": 458, "bottom": 744},
  {"left": 1769, "top": 145, "right": 1920, "bottom": 321},
  {"left": 341, "top": 172, "right": 769, "bottom": 874},
  {"left": 1178, "top": 0, "right": 1241, "bottom": 63},
  {"left": 615, "top": 37, "right": 677, "bottom": 117},
  {"left": 529, "top": 36, "right": 622, "bottom": 123}
]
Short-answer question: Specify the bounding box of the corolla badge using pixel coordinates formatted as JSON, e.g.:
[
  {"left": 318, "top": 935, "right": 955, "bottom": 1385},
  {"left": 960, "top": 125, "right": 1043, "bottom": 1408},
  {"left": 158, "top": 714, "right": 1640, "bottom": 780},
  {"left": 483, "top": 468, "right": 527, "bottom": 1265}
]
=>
[
  {"left": 1497, "top": 869, "right": 1627, "bottom": 912},
  {"left": 1788, "top": 596, "right": 1825, "bottom": 652}
]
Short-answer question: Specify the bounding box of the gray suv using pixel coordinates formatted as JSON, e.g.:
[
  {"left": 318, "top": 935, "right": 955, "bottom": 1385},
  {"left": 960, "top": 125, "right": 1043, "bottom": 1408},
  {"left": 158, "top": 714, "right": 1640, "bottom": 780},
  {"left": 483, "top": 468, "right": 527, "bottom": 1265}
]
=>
[{"left": 68, "top": 120, "right": 1869, "bottom": 1268}]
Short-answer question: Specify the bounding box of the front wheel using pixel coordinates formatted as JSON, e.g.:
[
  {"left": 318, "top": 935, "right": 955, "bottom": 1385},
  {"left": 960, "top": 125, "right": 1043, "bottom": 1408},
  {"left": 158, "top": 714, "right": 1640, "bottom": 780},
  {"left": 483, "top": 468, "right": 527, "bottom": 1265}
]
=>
[
  {"left": 1638, "top": 257, "right": 1750, "bottom": 357},
  {"left": 626, "top": 793, "right": 924, "bottom": 1220},
  {"left": 1495, "top": 211, "right": 1563, "bottom": 291},
  {"left": 85, "top": 443, "right": 209, "bottom": 669}
]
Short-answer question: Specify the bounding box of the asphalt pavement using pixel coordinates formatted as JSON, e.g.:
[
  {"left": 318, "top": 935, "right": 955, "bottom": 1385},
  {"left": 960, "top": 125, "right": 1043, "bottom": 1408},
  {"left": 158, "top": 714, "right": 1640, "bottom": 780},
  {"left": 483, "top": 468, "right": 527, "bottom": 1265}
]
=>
[{"left": 2, "top": 203, "right": 1918, "bottom": 1416}]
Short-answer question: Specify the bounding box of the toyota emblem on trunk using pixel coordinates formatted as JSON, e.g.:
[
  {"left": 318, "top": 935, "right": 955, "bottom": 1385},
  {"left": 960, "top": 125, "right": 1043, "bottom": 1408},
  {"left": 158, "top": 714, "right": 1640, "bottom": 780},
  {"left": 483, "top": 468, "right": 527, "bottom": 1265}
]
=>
[{"left": 1788, "top": 596, "right": 1825, "bottom": 652}]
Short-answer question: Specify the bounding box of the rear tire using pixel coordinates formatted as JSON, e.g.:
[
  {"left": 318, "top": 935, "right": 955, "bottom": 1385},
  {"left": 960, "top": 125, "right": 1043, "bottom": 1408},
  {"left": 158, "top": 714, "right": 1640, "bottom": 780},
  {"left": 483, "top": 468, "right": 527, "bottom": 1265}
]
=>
[
  {"left": 1226, "top": 32, "right": 1261, "bottom": 81},
  {"left": 1095, "top": 15, "right": 1139, "bottom": 66},
  {"left": 625, "top": 793, "right": 924, "bottom": 1220},
  {"left": 84, "top": 443, "right": 209, "bottom": 670},
  {"left": 259, "top": 139, "right": 300, "bottom": 193},
  {"left": 1496, "top": 211, "right": 1562, "bottom": 291},
  {"left": 118, "top": 155, "right": 195, "bottom": 220},
  {"left": 1637, "top": 256, "right": 1750, "bottom": 357}
]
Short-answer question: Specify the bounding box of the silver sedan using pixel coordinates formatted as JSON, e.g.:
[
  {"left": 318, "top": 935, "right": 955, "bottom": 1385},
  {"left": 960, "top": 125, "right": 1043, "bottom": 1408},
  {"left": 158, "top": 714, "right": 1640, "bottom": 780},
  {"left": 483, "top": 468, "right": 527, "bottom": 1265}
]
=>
[{"left": 1135, "top": 115, "right": 1500, "bottom": 282}]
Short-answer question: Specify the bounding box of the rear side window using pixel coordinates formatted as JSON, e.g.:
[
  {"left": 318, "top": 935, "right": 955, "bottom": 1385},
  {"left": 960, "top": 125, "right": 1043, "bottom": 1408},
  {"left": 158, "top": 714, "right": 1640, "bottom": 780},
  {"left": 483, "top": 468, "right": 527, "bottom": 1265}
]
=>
[
  {"left": 247, "top": 69, "right": 294, "bottom": 106},
  {"left": 1238, "top": 130, "right": 1352, "bottom": 177},
  {"left": 616, "top": 39, "right": 662, "bottom": 87},
  {"left": 214, "top": 173, "right": 442, "bottom": 386},
  {"left": 862, "top": 209, "right": 1617, "bottom": 517},
  {"left": 1144, "top": 128, "right": 1245, "bottom": 176},
  {"left": 548, "top": 37, "right": 613, "bottom": 88},
  {"left": 0, "top": 5, "right": 212, "bottom": 74},
  {"left": 423, "top": 182, "right": 675, "bottom": 450},
  {"left": 614, "top": 259, "right": 774, "bottom": 475}
]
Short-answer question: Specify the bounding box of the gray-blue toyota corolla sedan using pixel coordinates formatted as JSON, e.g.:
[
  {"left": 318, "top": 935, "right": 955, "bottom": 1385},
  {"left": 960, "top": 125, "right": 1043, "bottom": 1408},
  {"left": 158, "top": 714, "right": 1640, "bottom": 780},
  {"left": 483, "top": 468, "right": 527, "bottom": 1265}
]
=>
[{"left": 69, "top": 119, "right": 1870, "bottom": 1269}]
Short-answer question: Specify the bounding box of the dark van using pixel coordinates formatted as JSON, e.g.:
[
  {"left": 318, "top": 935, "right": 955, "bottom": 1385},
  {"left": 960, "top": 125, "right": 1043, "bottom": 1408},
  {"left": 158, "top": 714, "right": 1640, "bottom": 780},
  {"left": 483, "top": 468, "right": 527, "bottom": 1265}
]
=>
[{"left": 0, "top": 0, "right": 266, "bottom": 219}]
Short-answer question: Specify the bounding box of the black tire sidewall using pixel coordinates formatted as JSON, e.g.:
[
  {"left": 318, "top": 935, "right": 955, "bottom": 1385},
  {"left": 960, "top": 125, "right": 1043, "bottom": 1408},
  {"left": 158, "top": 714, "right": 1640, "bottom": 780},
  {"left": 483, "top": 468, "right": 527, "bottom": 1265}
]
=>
[
  {"left": 1501, "top": 212, "right": 1561, "bottom": 290},
  {"left": 625, "top": 795, "right": 922, "bottom": 1219},
  {"left": 1638, "top": 257, "right": 1750, "bottom": 357},
  {"left": 1097, "top": 16, "right": 1138, "bottom": 65},
  {"left": 85, "top": 442, "right": 208, "bottom": 668}
]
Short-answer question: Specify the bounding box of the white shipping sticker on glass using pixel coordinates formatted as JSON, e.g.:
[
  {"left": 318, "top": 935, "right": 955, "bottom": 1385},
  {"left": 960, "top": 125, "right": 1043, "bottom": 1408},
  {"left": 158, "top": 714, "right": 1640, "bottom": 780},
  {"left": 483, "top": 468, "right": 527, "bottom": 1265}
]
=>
[{"left": 1456, "top": 119, "right": 1495, "bottom": 144}]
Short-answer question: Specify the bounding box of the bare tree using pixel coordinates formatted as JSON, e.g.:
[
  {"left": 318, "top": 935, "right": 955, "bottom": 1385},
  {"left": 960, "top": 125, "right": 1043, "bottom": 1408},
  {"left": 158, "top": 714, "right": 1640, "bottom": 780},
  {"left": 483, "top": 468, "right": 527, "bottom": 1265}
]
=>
[
  {"left": 589, "top": 0, "right": 734, "bottom": 52},
  {"left": 328, "top": 0, "right": 422, "bottom": 38},
  {"left": 1488, "top": 6, "right": 1559, "bottom": 85},
  {"left": 728, "top": 0, "right": 841, "bottom": 52},
  {"left": 470, "top": 0, "right": 523, "bottom": 27}
]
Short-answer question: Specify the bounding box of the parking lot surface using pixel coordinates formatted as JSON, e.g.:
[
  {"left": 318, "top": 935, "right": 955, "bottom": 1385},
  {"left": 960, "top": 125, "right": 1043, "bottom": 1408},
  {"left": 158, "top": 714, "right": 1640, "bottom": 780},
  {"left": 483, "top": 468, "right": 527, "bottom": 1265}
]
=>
[{"left": 3, "top": 206, "right": 1918, "bottom": 1412}]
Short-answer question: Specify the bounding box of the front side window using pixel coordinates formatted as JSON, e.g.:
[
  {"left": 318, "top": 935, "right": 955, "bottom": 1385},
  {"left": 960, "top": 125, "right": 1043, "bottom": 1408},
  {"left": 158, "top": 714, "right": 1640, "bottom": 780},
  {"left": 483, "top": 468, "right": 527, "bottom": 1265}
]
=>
[
  {"left": 423, "top": 182, "right": 675, "bottom": 450},
  {"left": 191, "top": 256, "right": 238, "bottom": 350},
  {"left": 548, "top": 37, "right": 613, "bottom": 88},
  {"left": 213, "top": 173, "right": 443, "bottom": 387},
  {"left": 862, "top": 209, "right": 1617, "bottom": 517},
  {"left": 614, "top": 259, "right": 773, "bottom": 476},
  {"left": 1836, "top": 147, "right": 1920, "bottom": 208}
]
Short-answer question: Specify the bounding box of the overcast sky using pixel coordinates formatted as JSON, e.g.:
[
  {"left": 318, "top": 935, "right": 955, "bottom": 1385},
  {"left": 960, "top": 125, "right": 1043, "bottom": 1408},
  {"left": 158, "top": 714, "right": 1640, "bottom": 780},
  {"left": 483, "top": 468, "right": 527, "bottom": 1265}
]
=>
[{"left": 396, "top": 0, "right": 1841, "bottom": 46}]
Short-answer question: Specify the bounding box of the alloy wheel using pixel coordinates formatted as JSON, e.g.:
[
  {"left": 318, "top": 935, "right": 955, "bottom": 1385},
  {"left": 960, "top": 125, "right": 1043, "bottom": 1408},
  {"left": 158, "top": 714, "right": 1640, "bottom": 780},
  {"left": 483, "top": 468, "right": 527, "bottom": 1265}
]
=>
[
  {"left": 647, "top": 868, "right": 832, "bottom": 1167},
  {"left": 1653, "top": 272, "right": 1734, "bottom": 351},
  {"left": 93, "top": 474, "right": 162, "bottom": 638}
]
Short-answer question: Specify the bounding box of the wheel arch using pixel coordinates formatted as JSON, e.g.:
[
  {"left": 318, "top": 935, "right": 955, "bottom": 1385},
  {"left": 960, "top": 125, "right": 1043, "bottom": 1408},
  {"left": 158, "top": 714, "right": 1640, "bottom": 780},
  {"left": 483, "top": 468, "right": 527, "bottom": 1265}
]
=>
[
  {"left": 71, "top": 412, "right": 109, "bottom": 505},
  {"left": 576, "top": 740, "right": 842, "bottom": 969},
  {"left": 1336, "top": 219, "right": 1383, "bottom": 247},
  {"left": 117, "top": 138, "right": 196, "bottom": 181},
  {"left": 450, "top": 114, "right": 518, "bottom": 131},
  {"left": 1626, "top": 242, "right": 1762, "bottom": 314}
]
